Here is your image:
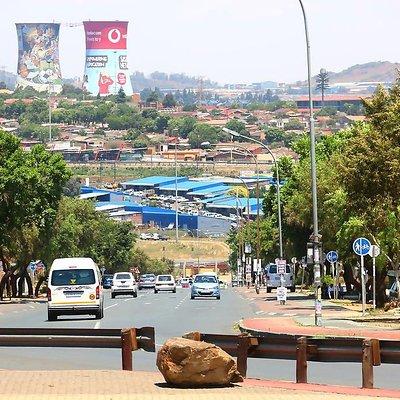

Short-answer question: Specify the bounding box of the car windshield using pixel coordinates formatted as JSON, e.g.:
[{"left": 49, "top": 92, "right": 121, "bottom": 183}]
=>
[
  {"left": 194, "top": 275, "right": 217, "bottom": 284},
  {"left": 158, "top": 275, "right": 172, "bottom": 282},
  {"left": 141, "top": 275, "right": 155, "bottom": 280},
  {"left": 115, "top": 273, "right": 131, "bottom": 280},
  {"left": 51, "top": 269, "right": 95, "bottom": 286}
]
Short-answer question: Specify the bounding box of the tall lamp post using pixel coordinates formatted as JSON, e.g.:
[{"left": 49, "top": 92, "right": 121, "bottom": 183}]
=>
[
  {"left": 222, "top": 128, "right": 283, "bottom": 260},
  {"left": 173, "top": 129, "right": 179, "bottom": 243},
  {"left": 298, "top": 0, "right": 322, "bottom": 326}
]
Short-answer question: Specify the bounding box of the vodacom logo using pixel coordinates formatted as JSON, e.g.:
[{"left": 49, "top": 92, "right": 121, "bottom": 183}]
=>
[{"left": 108, "top": 28, "right": 121, "bottom": 44}]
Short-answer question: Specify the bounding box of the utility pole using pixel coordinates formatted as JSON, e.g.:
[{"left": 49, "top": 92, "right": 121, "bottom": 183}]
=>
[
  {"left": 174, "top": 129, "right": 179, "bottom": 243},
  {"left": 299, "top": 0, "right": 322, "bottom": 326}
]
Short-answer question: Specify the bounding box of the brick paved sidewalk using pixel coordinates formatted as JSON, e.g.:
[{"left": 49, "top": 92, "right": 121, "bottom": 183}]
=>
[
  {"left": 0, "top": 370, "right": 399, "bottom": 400},
  {"left": 237, "top": 287, "right": 400, "bottom": 339}
]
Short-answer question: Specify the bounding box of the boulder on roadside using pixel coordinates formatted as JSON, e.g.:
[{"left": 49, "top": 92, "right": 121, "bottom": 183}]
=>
[{"left": 156, "top": 337, "right": 243, "bottom": 387}]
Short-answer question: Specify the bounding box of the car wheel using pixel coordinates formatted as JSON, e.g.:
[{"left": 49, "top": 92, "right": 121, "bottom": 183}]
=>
[
  {"left": 190, "top": 295, "right": 195, "bottom": 300},
  {"left": 267, "top": 287, "right": 272, "bottom": 293},
  {"left": 216, "top": 296, "right": 221, "bottom": 300},
  {"left": 154, "top": 290, "right": 158, "bottom": 294},
  {"left": 133, "top": 291, "right": 138, "bottom": 298},
  {"left": 290, "top": 286, "right": 296, "bottom": 293},
  {"left": 48, "top": 310, "right": 57, "bottom": 321},
  {"left": 111, "top": 293, "right": 115, "bottom": 299},
  {"left": 138, "top": 287, "right": 142, "bottom": 290},
  {"left": 173, "top": 289, "right": 176, "bottom": 293}
]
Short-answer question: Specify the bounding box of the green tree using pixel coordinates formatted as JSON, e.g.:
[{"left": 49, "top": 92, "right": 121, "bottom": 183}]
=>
[
  {"left": 316, "top": 69, "right": 330, "bottom": 107},
  {"left": 116, "top": 87, "right": 127, "bottom": 103},
  {"left": 162, "top": 93, "right": 176, "bottom": 108},
  {"left": 225, "top": 119, "right": 247, "bottom": 135},
  {"left": 0, "top": 131, "right": 71, "bottom": 298},
  {"left": 188, "top": 124, "right": 225, "bottom": 148}
]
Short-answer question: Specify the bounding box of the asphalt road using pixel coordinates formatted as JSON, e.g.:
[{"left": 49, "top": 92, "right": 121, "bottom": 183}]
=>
[{"left": 0, "top": 287, "right": 398, "bottom": 390}]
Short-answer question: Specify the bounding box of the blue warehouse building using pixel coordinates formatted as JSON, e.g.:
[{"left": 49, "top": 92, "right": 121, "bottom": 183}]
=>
[{"left": 121, "top": 176, "right": 188, "bottom": 191}]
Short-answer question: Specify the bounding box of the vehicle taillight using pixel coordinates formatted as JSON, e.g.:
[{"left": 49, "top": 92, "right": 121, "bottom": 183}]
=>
[
  {"left": 47, "top": 288, "right": 51, "bottom": 301},
  {"left": 96, "top": 285, "right": 100, "bottom": 299}
]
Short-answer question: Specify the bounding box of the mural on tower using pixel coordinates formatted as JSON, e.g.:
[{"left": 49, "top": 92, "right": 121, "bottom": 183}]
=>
[{"left": 16, "top": 23, "right": 62, "bottom": 93}]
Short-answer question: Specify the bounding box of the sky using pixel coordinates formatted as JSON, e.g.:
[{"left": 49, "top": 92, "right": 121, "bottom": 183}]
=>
[{"left": 1, "top": 0, "right": 400, "bottom": 84}]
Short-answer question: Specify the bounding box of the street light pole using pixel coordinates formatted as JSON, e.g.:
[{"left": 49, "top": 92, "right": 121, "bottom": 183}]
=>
[
  {"left": 173, "top": 129, "right": 179, "bottom": 243},
  {"left": 48, "top": 84, "right": 53, "bottom": 142},
  {"left": 222, "top": 128, "right": 283, "bottom": 260},
  {"left": 298, "top": 0, "right": 322, "bottom": 326}
]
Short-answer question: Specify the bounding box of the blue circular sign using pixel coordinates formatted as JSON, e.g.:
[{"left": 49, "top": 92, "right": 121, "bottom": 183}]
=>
[
  {"left": 353, "top": 237, "right": 371, "bottom": 256},
  {"left": 326, "top": 251, "right": 338, "bottom": 263}
]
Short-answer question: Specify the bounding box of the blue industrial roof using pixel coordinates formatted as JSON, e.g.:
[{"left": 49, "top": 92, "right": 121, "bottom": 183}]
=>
[
  {"left": 188, "top": 184, "right": 231, "bottom": 196},
  {"left": 80, "top": 186, "right": 125, "bottom": 196},
  {"left": 207, "top": 197, "right": 260, "bottom": 209},
  {"left": 121, "top": 176, "right": 187, "bottom": 187},
  {"left": 159, "top": 180, "right": 222, "bottom": 192}
]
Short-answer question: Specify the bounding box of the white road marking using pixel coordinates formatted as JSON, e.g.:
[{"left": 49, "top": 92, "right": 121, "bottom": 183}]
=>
[
  {"left": 268, "top": 312, "right": 277, "bottom": 315},
  {"left": 104, "top": 303, "right": 118, "bottom": 310},
  {"left": 124, "top": 298, "right": 130, "bottom": 302},
  {"left": 29, "top": 305, "right": 35, "bottom": 309},
  {"left": 94, "top": 321, "right": 100, "bottom": 329},
  {"left": 144, "top": 302, "right": 151, "bottom": 305},
  {"left": 255, "top": 310, "right": 265, "bottom": 315},
  {"left": 283, "top": 313, "right": 296, "bottom": 317}
]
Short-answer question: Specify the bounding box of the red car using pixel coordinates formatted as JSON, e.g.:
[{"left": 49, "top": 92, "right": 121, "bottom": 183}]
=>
[{"left": 180, "top": 278, "right": 190, "bottom": 288}]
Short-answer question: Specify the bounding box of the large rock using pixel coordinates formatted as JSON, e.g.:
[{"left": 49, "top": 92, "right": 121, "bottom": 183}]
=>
[{"left": 156, "top": 337, "right": 243, "bottom": 387}]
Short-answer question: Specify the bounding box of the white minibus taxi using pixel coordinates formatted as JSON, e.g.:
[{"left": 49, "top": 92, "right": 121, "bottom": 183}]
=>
[{"left": 47, "top": 257, "right": 104, "bottom": 321}]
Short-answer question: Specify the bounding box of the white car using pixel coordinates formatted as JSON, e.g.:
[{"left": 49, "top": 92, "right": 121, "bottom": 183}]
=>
[
  {"left": 154, "top": 274, "right": 176, "bottom": 293},
  {"left": 111, "top": 272, "right": 138, "bottom": 298}
]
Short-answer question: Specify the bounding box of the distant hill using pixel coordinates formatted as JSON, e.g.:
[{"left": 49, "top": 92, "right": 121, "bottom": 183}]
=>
[{"left": 328, "top": 61, "right": 400, "bottom": 83}]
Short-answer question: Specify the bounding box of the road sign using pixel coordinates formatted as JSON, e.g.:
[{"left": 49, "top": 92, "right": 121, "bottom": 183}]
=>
[
  {"left": 369, "top": 245, "right": 380, "bottom": 258},
  {"left": 277, "top": 286, "right": 287, "bottom": 302},
  {"left": 326, "top": 251, "right": 338, "bottom": 263},
  {"left": 353, "top": 237, "right": 371, "bottom": 256},
  {"left": 28, "top": 262, "right": 36, "bottom": 272},
  {"left": 291, "top": 257, "right": 297, "bottom": 264},
  {"left": 275, "top": 259, "right": 286, "bottom": 274}
]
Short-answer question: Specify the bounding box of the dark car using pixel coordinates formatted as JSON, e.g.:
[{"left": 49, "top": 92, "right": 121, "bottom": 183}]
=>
[
  {"left": 102, "top": 274, "right": 113, "bottom": 289},
  {"left": 138, "top": 274, "right": 156, "bottom": 290}
]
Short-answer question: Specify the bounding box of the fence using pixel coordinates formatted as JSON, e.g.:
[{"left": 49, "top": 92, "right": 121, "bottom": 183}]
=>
[
  {"left": 0, "top": 327, "right": 155, "bottom": 371},
  {"left": 184, "top": 332, "right": 400, "bottom": 389}
]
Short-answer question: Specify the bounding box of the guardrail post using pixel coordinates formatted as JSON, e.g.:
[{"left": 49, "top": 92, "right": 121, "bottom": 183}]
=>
[
  {"left": 121, "top": 328, "right": 134, "bottom": 371},
  {"left": 362, "top": 339, "right": 374, "bottom": 389},
  {"left": 237, "top": 335, "right": 250, "bottom": 378},
  {"left": 296, "top": 336, "right": 308, "bottom": 383}
]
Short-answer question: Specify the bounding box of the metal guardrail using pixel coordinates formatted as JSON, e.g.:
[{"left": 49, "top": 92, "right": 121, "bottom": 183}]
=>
[
  {"left": 0, "top": 327, "right": 155, "bottom": 371},
  {"left": 184, "top": 332, "right": 400, "bottom": 389}
]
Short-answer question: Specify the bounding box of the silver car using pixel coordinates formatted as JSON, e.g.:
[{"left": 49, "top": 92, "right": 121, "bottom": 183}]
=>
[{"left": 265, "top": 263, "right": 295, "bottom": 293}]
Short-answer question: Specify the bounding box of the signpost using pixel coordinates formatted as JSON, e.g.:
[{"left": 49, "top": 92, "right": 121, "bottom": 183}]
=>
[
  {"left": 275, "top": 259, "right": 287, "bottom": 303},
  {"left": 326, "top": 251, "right": 339, "bottom": 298},
  {"left": 277, "top": 286, "right": 287, "bottom": 304},
  {"left": 353, "top": 237, "right": 371, "bottom": 315},
  {"left": 368, "top": 245, "right": 380, "bottom": 309}
]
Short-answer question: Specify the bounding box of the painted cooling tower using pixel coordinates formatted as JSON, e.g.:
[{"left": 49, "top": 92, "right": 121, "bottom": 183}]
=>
[
  {"left": 16, "top": 23, "right": 63, "bottom": 93},
  {"left": 83, "top": 21, "right": 132, "bottom": 96}
]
